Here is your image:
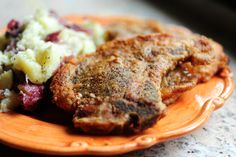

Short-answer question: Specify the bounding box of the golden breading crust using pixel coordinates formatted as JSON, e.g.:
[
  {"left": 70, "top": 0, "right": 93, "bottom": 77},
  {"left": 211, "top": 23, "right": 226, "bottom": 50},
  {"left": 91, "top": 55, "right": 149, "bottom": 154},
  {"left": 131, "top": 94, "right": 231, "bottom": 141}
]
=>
[
  {"left": 51, "top": 33, "right": 228, "bottom": 134},
  {"left": 51, "top": 16, "right": 229, "bottom": 134}
]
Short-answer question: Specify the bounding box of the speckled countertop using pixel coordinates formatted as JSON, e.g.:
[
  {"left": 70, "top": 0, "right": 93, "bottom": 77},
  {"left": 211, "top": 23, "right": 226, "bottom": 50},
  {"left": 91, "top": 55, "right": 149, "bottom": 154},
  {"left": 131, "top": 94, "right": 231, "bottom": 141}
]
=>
[{"left": 0, "top": 0, "right": 235, "bottom": 157}]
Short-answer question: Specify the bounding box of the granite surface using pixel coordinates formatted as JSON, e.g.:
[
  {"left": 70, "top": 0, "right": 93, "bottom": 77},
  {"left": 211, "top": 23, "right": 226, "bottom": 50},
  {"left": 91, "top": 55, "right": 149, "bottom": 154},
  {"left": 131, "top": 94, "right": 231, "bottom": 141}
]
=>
[{"left": 0, "top": 0, "right": 235, "bottom": 157}]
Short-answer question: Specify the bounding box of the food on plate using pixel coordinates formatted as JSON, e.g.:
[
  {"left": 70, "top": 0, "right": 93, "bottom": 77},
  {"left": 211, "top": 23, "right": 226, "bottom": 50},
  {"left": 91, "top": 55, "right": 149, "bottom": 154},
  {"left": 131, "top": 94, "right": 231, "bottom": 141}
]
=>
[
  {"left": 0, "top": 10, "right": 106, "bottom": 111},
  {"left": 103, "top": 16, "right": 193, "bottom": 40},
  {"left": 0, "top": 89, "right": 18, "bottom": 112},
  {"left": 51, "top": 33, "right": 228, "bottom": 134},
  {"left": 0, "top": 10, "right": 230, "bottom": 134},
  {"left": 10, "top": 10, "right": 105, "bottom": 84},
  {"left": 105, "top": 17, "right": 163, "bottom": 40}
]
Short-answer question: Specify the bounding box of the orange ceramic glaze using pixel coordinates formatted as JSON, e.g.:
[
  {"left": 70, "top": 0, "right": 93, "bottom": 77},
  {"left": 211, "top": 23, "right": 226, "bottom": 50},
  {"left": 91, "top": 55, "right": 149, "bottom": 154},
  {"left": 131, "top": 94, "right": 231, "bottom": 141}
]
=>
[{"left": 0, "top": 16, "right": 234, "bottom": 156}]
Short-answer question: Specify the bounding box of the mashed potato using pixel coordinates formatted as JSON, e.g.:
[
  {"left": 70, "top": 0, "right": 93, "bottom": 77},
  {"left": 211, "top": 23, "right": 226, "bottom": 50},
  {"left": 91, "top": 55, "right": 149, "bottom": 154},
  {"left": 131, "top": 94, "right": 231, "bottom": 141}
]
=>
[
  {"left": 12, "top": 10, "right": 105, "bottom": 84},
  {"left": 0, "top": 10, "right": 106, "bottom": 111},
  {"left": 0, "top": 89, "right": 19, "bottom": 112}
]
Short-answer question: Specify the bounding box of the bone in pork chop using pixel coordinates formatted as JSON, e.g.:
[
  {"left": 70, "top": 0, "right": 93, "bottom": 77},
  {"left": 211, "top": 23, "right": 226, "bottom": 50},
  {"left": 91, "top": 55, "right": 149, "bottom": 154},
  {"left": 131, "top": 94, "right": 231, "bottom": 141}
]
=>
[{"left": 50, "top": 33, "right": 228, "bottom": 134}]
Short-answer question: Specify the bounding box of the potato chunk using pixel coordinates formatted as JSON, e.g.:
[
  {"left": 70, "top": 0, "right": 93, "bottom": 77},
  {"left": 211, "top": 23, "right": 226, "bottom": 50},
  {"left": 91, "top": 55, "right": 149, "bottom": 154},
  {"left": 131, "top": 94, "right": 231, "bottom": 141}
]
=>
[{"left": 0, "top": 70, "right": 13, "bottom": 89}]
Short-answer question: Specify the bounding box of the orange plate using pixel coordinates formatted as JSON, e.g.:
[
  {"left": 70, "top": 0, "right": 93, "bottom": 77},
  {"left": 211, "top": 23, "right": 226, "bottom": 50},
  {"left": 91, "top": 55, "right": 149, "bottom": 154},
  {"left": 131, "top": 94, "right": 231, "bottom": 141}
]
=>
[{"left": 0, "top": 16, "right": 234, "bottom": 156}]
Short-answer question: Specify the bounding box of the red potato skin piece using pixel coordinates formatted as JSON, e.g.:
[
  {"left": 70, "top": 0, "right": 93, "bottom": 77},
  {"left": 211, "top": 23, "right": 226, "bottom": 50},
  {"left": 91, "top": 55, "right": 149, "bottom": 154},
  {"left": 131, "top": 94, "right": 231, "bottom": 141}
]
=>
[{"left": 18, "top": 84, "right": 45, "bottom": 111}]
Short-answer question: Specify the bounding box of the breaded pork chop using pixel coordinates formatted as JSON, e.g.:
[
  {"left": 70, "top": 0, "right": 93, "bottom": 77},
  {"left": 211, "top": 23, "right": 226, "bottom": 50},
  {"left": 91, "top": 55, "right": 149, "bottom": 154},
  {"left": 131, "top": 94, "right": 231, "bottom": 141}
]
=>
[
  {"left": 105, "top": 16, "right": 192, "bottom": 40},
  {"left": 51, "top": 33, "right": 228, "bottom": 134},
  {"left": 105, "top": 17, "right": 228, "bottom": 104}
]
